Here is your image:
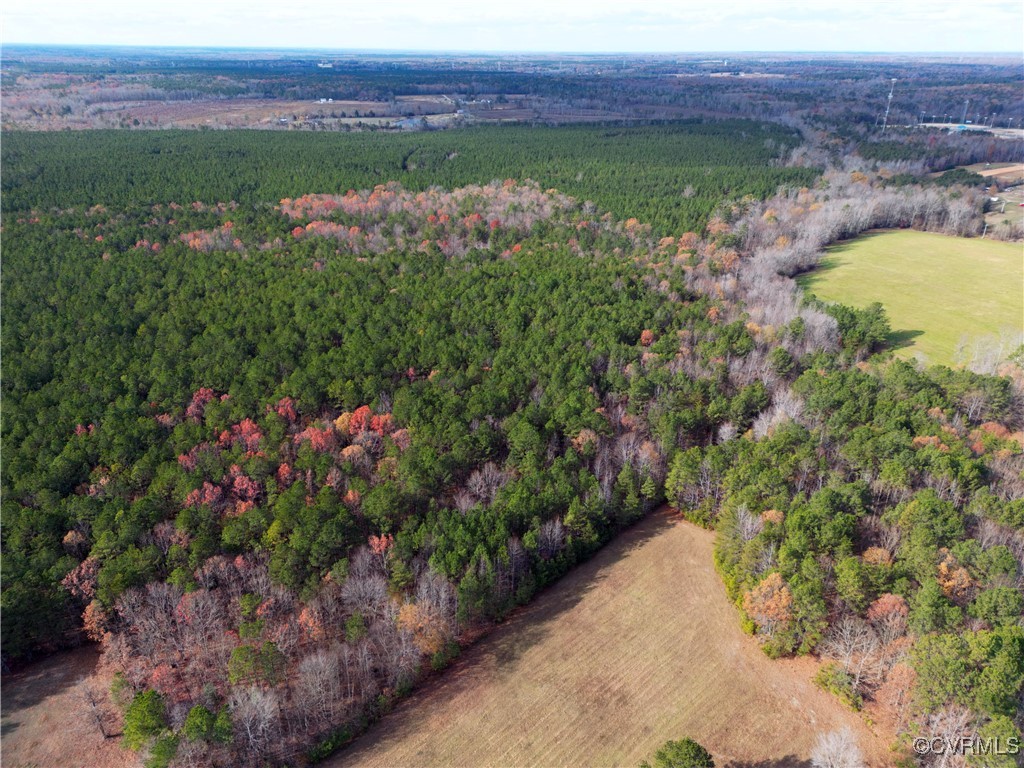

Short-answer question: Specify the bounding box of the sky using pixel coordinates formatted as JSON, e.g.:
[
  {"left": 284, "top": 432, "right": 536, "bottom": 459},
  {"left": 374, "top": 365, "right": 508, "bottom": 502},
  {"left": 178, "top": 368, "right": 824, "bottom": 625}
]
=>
[{"left": 3, "top": 0, "right": 1023, "bottom": 53}]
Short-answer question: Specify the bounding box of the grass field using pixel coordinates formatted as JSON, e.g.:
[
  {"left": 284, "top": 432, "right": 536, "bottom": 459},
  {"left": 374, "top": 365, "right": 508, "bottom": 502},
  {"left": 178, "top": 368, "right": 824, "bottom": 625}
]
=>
[
  {"left": 800, "top": 230, "right": 1023, "bottom": 367},
  {"left": 330, "top": 511, "right": 891, "bottom": 768},
  {"left": 1, "top": 647, "right": 138, "bottom": 768}
]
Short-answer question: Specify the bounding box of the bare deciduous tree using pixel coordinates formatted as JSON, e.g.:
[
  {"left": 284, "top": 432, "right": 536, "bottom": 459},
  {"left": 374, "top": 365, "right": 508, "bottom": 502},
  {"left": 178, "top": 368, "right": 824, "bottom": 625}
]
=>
[
  {"left": 229, "top": 686, "right": 279, "bottom": 757},
  {"left": 341, "top": 572, "right": 390, "bottom": 619},
  {"left": 736, "top": 505, "right": 764, "bottom": 542},
  {"left": 810, "top": 726, "right": 865, "bottom": 768},
  {"left": 919, "top": 705, "right": 974, "bottom": 768},
  {"left": 453, "top": 489, "right": 477, "bottom": 514},
  {"left": 298, "top": 646, "right": 342, "bottom": 728},
  {"left": 537, "top": 518, "right": 566, "bottom": 560},
  {"left": 415, "top": 569, "right": 459, "bottom": 638},
  {"left": 466, "top": 462, "right": 510, "bottom": 506},
  {"left": 821, "top": 615, "right": 882, "bottom": 689}
]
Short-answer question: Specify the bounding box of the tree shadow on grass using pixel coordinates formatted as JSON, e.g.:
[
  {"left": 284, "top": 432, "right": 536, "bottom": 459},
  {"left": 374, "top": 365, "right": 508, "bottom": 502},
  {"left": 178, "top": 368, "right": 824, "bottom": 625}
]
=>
[
  {"left": 887, "top": 328, "right": 924, "bottom": 351},
  {"left": 726, "top": 756, "right": 812, "bottom": 768},
  {"left": 0, "top": 645, "right": 104, "bottom": 740},
  {"left": 0, "top": 645, "right": 101, "bottom": 715}
]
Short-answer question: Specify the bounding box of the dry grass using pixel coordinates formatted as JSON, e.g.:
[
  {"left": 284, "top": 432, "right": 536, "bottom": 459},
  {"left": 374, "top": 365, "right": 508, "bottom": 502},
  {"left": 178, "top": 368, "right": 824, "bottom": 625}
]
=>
[
  {"left": 0, "top": 513, "right": 896, "bottom": 767},
  {"left": 119, "top": 98, "right": 452, "bottom": 128},
  {"left": 1, "top": 647, "right": 139, "bottom": 768},
  {"left": 0, "top": 91, "right": 455, "bottom": 130},
  {"left": 330, "top": 510, "right": 892, "bottom": 768},
  {"left": 972, "top": 163, "right": 1024, "bottom": 183}
]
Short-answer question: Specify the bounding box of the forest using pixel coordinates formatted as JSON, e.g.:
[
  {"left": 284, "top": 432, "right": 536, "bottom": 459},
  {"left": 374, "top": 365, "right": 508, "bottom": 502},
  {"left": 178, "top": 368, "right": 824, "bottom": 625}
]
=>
[
  {"left": 2, "top": 114, "right": 1023, "bottom": 767},
  {"left": 0, "top": 122, "right": 813, "bottom": 233}
]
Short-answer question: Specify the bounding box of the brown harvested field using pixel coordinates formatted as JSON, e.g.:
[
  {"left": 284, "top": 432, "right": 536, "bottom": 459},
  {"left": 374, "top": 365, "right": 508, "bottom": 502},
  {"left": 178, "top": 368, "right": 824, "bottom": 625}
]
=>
[
  {"left": 927, "top": 161, "right": 1024, "bottom": 184},
  {"left": 975, "top": 163, "right": 1024, "bottom": 185},
  {"left": 0, "top": 96, "right": 454, "bottom": 130},
  {"left": 1, "top": 646, "right": 139, "bottom": 768},
  {"left": 974, "top": 162, "right": 1024, "bottom": 180},
  {"left": 119, "top": 98, "right": 452, "bottom": 128},
  {"left": 330, "top": 510, "right": 893, "bottom": 768}
]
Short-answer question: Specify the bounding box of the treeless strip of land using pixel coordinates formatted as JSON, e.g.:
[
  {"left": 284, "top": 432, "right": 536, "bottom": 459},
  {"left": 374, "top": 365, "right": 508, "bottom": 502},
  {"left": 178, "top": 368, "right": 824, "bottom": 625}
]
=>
[
  {"left": 977, "top": 163, "right": 1024, "bottom": 181},
  {"left": 330, "top": 510, "right": 892, "bottom": 768},
  {"left": 118, "top": 98, "right": 452, "bottom": 128}
]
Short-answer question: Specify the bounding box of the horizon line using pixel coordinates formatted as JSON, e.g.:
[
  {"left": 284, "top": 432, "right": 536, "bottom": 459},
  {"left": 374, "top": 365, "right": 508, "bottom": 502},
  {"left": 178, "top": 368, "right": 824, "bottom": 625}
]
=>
[{"left": 3, "top": 42, "right": 1022, "bottom": 57}]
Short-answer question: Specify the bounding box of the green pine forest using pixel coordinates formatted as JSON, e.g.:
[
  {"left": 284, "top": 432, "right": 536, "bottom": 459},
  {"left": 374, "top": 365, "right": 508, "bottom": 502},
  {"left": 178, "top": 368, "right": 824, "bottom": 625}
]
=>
[{"left": 2, "top": 122, "right": 1021, "bottom": 765}]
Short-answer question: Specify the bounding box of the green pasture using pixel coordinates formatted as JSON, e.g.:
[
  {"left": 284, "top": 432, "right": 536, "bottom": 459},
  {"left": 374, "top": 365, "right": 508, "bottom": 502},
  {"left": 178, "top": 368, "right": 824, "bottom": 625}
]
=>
[{"left": 800, "top": 230, "right": 1023, "bottom": 367}]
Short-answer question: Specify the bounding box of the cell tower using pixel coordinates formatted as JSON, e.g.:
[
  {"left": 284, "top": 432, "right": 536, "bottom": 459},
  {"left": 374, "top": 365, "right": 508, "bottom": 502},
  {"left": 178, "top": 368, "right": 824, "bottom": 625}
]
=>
[{"left": 881, "top": 78, "right": 897, "bottom": 132}]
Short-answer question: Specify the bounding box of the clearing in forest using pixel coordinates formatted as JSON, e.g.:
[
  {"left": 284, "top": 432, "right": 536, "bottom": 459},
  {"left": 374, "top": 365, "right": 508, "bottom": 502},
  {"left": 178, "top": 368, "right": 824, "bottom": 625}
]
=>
[
  {"left": 800, "top": 229, "right": 1023, "bottom": 367},
  {"left": 972, "top": 162, "right": 1024, "bottom": 184},
  {"left": 330, "top": 510, "right": 891, "bottom": 768},
  {"left": 1, "top": 647, "right": 139, "bottom": 768}
]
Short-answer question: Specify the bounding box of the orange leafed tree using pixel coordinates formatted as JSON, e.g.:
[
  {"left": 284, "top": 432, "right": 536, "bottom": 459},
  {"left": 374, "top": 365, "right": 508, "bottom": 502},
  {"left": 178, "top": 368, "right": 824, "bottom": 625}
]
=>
[
  {"left": 867, "top": 593, "right": 908, "bottom": 623},
  {"left": 862, "top": 547, "right": 893, "bottom": 566},
  {"left": 937, "top": 550, "right": 975, "bottom": 604},
  {"left": 398, "top": 603, "right": 447, "bottom": 655},
  {"left": 743, "top": 572, "right": 793, "bottom": 637},
  {"left": 349, "top": 405, "right": 373, "bottom": 435},
  {"left": 877, "top": 663, "right": 916, "bottom": 729},
  {"left": 571, "top": 428, "right": 598, "bottom": 453},
  {"left": 298, "top": 605, "right": 326, "bottom": 642},
  {"left": 82, "top": 600, "right": 111, "bottom": 643},
  {"left": 867, "top": 592, "right": 908, "bottom": 645},
  {"left": 677, "top": 231, "right": 699, "bottom": 251},
  {"left": 706, "top": 216, "right": 731, "bottom": 236}
]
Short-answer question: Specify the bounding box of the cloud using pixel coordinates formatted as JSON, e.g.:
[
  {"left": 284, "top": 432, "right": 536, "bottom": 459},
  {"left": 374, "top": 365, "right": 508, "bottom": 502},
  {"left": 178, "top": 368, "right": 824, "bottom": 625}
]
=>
[{"left": 4, "top": 0, "right": 1022, "bottom": 51}]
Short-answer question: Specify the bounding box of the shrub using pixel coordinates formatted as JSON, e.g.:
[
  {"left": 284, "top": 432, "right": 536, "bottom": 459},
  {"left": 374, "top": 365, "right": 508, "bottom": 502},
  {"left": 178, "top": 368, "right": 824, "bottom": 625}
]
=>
[
  {"left": 145, "top": 735, "right": 179, "bottom": 768},
  {"left": 307, "top": 726, "right": 353, "bottom": 763},
  {"left": 345, "top": 611, "right": 367, "bottom": 643},
  {"left": 813, "top": 663, "right": 863, "bottom": 711},
  {"left": 640, "top": 737, "right": 715, "bottom": 768},
  {"left": 431, "top": 640, "right": 461, "bottom": 671}
]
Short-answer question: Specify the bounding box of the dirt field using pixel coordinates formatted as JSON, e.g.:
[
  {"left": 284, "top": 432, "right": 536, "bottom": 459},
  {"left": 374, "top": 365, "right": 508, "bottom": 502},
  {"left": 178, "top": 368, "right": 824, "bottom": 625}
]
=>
[
  {"left": 976, "top": 162, "right": 1024, "bottom": 183},
  {"left": 118, "top": 98, "right": 453, "bottom": 129},
  {"left": 330, "top": 510, "right": 892, "bottom": 768},
  {"left": 1, "top": 646, "right": 139, "bottom": 768},
  {"left": 0, "top": 89, "right": 455, "bottom": 130}
]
